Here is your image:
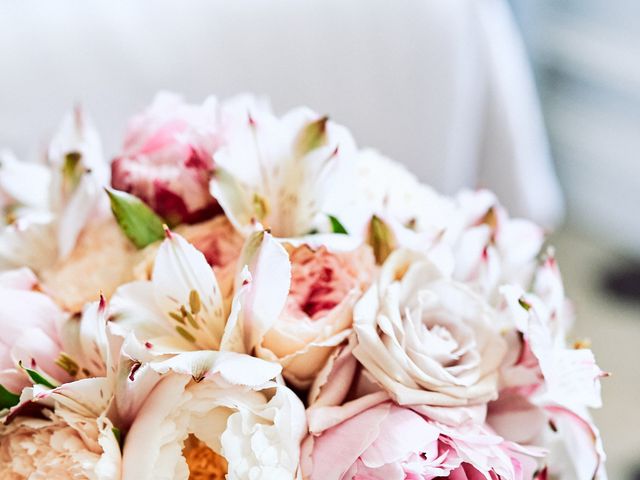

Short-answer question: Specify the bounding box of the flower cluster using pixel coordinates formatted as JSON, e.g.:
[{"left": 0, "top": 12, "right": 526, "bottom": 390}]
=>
[{"left": 0, "top": 93, "right": 606, "bottom": 480}]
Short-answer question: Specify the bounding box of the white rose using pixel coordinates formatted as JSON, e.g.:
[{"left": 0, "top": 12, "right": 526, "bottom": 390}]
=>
[
  {"left": 352, "top": 249, "right": 507, "bottom": 408},
  {"left": 121, "top": 351, "right": 306, "bottom": 480}
]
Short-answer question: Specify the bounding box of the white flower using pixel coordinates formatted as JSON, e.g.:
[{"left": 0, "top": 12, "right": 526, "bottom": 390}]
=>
[
  {"left": 110, "top": 230, "right": 228, "bottom": 352},
  {"left": 210, "top": 103, "right": 358, "bottom": 238},
  {"left": 352, "top": 249, "right": 507, "bottom": 409},
  {"left": 0, "top": 108, "right": 108, "bottom": 272},
  {"left": 121, "top": 351, "right": 306, "bottom": 480},
  {"left": 500, "top": 285, "right": 604, "bottom": 409},
  {"left": 0, "top": 378, "right": 121, "bottom": 480},
  {"left": 450, "top": 189, "right": 545, "bottom": 302},
  {"left": 347, "top": 149, "right": 461, "bottom": 243}
]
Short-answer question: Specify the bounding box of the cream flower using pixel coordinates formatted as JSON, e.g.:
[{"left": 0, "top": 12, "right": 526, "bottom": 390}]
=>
[
  {"left": 352, "top": 249, "right": 507, "bottom": 408},
  {"left": 40, "top": 216, "right": 138, "bottom": 312},
  {"left": 348, "top": 149, "right": 462, "bottom": 244},
  {"left": 110, "top": 228, "right": 288, "bottom": 359},
  {"left": 121, "top": 351, "right": 306, "bottom": 480},
  {"left": 0, "top": 378, "right": 121, "bottom": 480}
]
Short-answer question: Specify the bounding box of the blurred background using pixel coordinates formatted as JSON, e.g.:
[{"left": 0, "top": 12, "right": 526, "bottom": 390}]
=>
[
  {"left": 0, "top": 0, "right": 638, "bottom": 477},
  {"left": 510, "top": 2, "right": 640, "bottom": 477}
]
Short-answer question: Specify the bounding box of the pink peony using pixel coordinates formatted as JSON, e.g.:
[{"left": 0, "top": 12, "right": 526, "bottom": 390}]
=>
[
  {"left": 302, "top": 398, "right": 540, "bottom": 480},
  {"left": 111, "top": 93, "right": 221, "bottom": 225}
]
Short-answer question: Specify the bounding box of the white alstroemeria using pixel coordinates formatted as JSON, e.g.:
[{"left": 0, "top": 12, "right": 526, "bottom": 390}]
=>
[
  {"left": 58, "top": 296, "right": 113, "bottom": 379},
  {"left": 501, "top": 285, "right": 604, "bottom": 409},
  {"left": 0, "top": 377, "right": 121, "bottom": 480},
  {"left": 121, "top": 351, "right": 306, "bottom": 480},
  {"left": 110, "top": 230, "right": 227, "bottom": 352},
  {"left": 451, "top": 189, "right": 545, "bottom": 302},
  {"left": 221, "top": 230, "right": 291, "bottom": 355},
  {"left": 352, "top": 249, "right": 507, "bottom": 410},
  {"left": 0, "top": 150, "right": 50, "bottom": 220},
  {"left": 0, "top": 150, "right": 57, "bottom": 271},
  {"left": 0, "top": 108, "right": 108, "bottom": 271},
  {"left": 211, "top": 102, "right": 358, "bottom": 238}
]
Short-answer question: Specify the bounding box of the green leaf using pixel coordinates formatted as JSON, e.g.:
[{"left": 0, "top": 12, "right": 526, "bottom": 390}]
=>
[
  {"left": 19, "top": 362, "right": 58, "bottom": 389},
  {"left": 106, "top": 187, "right": 165, "bottom": 249},
  {"left": 112, "top": 427, "right": 123, "bottom": 450},
  {"left": 295, "top": 116, "right": 328, "bottom": 156},
  {"left": 0, "top": 384, "right": 20, "bottom": 410},
  {"left": 328, "top": 214, "right": 348, "bottom": 234},
  {"left": 368, "top": 215, "right": 396, "bottom": 265}
]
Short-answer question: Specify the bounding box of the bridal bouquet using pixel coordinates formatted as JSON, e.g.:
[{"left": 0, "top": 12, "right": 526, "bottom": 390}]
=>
[{"left": 0, "top": 93, "right": 606, "bottom": 480}]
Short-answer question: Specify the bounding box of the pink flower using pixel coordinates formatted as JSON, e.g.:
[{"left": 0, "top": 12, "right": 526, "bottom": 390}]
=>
[
  {"left": 111, "top": 93, "right": 222, "bottom": 225},
  {"left": 257, "top": 243, "right": 375, "bottom": 388},
  {"left": 0, "top": 268, "right": 69, "bottom": 393},
  {"left": 302, "top": 397, "right": 541, "bottom": 480}
]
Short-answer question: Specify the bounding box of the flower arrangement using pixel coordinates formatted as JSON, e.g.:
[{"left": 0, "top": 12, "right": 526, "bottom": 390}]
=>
[{"left": 0, "top": 93, "right": 607, "bottom": 480}]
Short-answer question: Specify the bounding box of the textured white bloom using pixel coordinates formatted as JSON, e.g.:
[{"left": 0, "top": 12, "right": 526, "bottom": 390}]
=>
[
  {"left": 121, "top": 351, "right": 306, "bottom": 480},
  {"left": 353, "top": 249, "right": 507, "bottom": 409},
  {"left": 348, "top": 149, "right": 462, "bottom": 243}
]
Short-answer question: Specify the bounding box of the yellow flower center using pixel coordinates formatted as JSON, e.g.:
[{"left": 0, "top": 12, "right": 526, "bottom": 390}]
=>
[{"left": 182, "top": 435, "right": 228, "bottom": 480}]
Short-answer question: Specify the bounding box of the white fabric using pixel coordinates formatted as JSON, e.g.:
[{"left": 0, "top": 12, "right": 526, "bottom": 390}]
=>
[{"left": 0, "top": 0, "right": 563, "bottom": 226}]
